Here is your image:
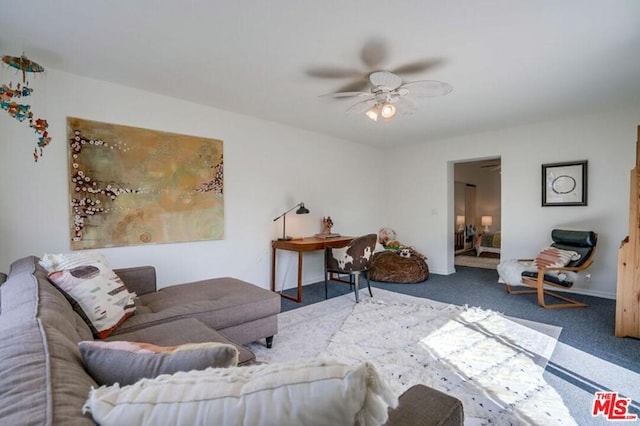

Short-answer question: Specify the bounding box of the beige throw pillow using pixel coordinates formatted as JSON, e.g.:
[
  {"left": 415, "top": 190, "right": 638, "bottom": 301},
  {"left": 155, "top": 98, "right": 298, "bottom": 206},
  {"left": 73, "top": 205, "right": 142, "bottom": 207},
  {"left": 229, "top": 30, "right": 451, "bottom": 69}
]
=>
[{"left": 533, "top": 247, "right": 581, "bottom": 269}]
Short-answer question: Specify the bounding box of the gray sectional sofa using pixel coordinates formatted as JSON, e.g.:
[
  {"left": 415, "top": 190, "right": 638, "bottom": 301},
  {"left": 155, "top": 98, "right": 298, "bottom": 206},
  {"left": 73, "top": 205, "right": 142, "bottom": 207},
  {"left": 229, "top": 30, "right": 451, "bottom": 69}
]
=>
[
  {"left": 0, "top": 255, "right": 463, "bottom": 425},
  {"left": 0, "top": 256, "right": 280, "bottom": 424}
]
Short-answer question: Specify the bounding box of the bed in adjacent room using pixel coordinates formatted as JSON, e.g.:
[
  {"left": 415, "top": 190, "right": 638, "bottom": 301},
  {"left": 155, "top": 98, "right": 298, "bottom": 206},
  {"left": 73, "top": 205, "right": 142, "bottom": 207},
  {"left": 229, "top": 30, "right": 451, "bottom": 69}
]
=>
[{"left": 475, "top": 231, "right": 501, "bottom": 256}]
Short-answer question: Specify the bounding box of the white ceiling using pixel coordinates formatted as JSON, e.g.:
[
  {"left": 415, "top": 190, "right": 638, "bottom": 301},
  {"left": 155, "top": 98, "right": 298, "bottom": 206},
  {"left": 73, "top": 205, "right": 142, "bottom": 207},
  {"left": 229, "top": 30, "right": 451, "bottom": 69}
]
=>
[{"left": 2, "top": 0, "right": 639, "bottom": 148}]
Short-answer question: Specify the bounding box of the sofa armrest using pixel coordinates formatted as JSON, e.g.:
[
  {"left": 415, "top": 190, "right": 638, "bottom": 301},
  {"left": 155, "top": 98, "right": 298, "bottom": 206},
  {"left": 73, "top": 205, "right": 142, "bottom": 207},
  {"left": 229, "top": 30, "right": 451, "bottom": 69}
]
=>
[
  {"left": 114, "top": 266, "right": 157, "bottom": 295},
  {"left": 386, "top": 385, "right": 463, "bottom": 426}
]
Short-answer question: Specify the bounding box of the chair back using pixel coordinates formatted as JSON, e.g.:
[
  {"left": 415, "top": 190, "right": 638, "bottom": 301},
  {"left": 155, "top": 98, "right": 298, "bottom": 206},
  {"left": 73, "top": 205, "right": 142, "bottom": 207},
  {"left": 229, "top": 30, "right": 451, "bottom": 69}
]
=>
[
  {"left": 550, "top": 229, "right": 598, "bottom": 268},
  {"left": 326, "top": 233, "right": 378, "bottom": 272}
]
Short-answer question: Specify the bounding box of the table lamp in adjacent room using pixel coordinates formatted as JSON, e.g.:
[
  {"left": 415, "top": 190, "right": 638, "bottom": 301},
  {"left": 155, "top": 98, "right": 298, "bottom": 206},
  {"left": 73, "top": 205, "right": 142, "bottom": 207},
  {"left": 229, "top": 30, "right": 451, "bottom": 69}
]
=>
[
  {"left": 273, "top": 202, "right": 310, "bottom": 241},
  {"left": 456, "top": 215, "right": 465, "bottom": 232},
  {"left": 481, "top": 216, "right": 493, "bottom": 233}
]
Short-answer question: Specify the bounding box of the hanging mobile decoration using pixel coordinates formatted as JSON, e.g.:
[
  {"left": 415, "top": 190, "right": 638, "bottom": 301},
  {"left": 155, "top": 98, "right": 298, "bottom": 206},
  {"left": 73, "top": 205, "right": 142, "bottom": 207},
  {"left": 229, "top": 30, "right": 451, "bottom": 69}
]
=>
[{"left": 1, "top": 54, "right": 51, "bottom": 162}]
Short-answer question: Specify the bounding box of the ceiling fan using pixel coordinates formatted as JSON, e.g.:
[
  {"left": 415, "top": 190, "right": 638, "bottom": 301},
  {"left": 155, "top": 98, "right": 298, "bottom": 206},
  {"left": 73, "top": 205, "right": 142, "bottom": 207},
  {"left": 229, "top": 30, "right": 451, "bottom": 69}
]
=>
[
  {"left": 321, "top": 71, "right": 452, "bottom": 121},
  {"left": 308, "top": 39, "right": 452, "bottom": 121}
]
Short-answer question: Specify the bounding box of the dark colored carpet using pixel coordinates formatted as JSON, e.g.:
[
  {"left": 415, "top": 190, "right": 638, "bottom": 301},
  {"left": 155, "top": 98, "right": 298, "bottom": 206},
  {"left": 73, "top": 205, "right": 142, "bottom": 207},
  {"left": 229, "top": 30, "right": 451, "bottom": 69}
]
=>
[{"left": 280, "top": 266, "right": 640, "bottom": 374}]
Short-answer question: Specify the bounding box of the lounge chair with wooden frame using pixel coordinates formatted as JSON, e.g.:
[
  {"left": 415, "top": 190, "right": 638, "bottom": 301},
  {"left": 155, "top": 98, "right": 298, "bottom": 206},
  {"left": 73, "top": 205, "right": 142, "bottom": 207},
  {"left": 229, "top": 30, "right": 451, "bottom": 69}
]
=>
[{"left": 504, "top": 229, "right": 598, "bottom": 309}]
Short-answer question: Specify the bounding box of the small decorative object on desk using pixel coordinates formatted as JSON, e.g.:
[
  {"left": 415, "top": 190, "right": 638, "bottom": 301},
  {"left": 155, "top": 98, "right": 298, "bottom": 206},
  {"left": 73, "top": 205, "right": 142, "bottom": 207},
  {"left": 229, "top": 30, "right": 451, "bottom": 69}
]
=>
[{"left": 315, "top": 216, "right": 340, "bottom": 238}]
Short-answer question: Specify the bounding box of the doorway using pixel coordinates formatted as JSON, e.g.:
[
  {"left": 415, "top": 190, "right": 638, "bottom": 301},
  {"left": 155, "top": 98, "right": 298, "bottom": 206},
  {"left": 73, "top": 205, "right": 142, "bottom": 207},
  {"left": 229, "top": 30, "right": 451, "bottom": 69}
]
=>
[{"left": 453, "top": 157, "right": 502, "bottom": 268}]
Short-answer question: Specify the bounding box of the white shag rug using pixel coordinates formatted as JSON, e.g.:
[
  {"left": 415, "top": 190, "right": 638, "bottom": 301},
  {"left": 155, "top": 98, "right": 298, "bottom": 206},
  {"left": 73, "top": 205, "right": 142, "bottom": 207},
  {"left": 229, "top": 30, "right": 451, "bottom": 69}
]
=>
[{"left": 246, "top": 289, "right": 575, "bottom": 426}]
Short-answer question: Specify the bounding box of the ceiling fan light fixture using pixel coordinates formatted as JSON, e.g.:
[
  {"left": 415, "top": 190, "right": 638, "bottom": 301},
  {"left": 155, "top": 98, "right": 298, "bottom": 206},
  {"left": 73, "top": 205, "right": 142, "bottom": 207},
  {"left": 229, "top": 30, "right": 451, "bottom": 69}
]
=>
[
  {"left": 380, "top": 103, "right": 396, "bottom": 119},
  {"left": 365, "top": 105, "right": 380, "bottom": 121}
]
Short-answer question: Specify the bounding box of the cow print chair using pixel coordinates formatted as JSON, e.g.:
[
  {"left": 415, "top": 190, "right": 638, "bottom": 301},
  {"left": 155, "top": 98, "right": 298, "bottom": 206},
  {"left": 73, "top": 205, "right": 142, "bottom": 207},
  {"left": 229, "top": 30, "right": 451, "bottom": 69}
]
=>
[{"left": 324, "top": 233, "right": 378, "bottom": 303}]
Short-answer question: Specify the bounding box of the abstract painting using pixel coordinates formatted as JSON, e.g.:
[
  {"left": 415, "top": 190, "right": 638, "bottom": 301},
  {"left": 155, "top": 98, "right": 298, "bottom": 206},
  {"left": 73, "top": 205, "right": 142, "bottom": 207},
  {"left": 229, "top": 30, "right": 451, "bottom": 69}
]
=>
[{"left": 67, "top": 117, "right": 224, "bottom": 249}]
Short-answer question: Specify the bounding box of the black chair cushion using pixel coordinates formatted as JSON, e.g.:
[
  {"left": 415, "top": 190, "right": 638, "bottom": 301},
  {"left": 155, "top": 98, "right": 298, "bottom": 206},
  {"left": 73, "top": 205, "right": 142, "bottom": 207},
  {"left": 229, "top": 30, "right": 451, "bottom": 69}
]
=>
[
  {"left": 521, "top": 270, "right": 574, "bottom": 288},
  {"left": 551, "top": 229, "right": 597, "bottom": 247},
  {"left": 550, "top": 229, "right": 597, "bottom": 267}
]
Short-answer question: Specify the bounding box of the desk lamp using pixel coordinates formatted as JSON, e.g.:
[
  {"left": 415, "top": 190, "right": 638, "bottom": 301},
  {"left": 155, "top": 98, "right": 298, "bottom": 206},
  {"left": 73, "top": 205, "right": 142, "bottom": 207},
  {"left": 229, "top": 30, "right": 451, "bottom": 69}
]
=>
[{"left": 273, "top": 202, "right": 309, "bottom": 241}]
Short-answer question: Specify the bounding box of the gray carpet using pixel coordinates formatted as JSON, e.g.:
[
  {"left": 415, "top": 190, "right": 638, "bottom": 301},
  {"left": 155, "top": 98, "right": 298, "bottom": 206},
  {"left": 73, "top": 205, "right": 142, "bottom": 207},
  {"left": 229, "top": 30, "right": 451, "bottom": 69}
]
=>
[{"left": 279, "top": 266, "right": 640, "bottom": 424}]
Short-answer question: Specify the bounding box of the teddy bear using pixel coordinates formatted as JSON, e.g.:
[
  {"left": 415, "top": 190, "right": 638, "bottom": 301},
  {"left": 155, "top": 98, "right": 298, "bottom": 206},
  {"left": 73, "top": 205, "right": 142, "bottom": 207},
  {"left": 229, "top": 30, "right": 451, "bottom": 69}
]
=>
[{"left": 399, "top": 247, "right": 412, "bottom": 258}]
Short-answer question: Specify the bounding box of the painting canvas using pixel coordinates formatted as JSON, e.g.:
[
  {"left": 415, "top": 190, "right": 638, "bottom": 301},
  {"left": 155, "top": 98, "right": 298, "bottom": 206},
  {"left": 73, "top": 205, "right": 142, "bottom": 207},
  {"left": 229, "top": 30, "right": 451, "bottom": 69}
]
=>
[{"left": 67, "top": 117, "right": 224, "bottom": 249}]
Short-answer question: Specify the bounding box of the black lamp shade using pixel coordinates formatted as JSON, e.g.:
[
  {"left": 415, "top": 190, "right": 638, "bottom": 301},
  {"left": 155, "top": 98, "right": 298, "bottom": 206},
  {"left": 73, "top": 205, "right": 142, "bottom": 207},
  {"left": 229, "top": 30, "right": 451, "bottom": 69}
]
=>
[{"left": 296, "top": 203, "right": 309, "bottom": 215}]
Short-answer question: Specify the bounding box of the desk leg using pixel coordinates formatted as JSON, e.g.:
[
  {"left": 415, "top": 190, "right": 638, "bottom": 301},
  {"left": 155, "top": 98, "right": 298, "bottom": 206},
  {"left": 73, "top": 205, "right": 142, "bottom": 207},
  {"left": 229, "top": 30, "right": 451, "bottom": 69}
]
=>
[
  {"left": 296, "top": 250, "right": 303, "bottom": 302},
  {"left": 274, "top": 248, "right": 303, "bottom": 303},
  {"left": 271, "top": 246, "right": 276, "bottom": 292}
]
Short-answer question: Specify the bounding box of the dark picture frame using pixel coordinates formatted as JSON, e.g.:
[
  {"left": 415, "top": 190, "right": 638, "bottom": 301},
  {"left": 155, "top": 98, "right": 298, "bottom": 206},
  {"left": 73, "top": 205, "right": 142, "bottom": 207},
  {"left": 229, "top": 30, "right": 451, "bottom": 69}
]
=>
[{"left": 542, "top": 160, "right": 588, "bottom": 206}]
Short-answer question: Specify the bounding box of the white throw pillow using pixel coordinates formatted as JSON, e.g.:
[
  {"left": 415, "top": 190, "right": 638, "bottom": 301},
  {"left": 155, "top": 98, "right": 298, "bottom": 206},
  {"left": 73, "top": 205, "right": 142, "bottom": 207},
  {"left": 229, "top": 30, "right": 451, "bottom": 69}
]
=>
[
  {"left": 48, "top": 262, "right": 136, "bottom": 338},
  {"left": 83, "top": 359, "right": 397, "bottom": 426},
  {"left": 39, "top": 251, "right": 109, "bottom": 272}
]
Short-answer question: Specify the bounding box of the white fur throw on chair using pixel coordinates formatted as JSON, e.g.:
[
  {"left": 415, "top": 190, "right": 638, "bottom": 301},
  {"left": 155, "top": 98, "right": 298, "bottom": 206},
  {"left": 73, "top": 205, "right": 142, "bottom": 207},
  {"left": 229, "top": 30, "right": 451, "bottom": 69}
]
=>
[{"left": 497, "top": 259, "right": 578, "bottom": 286}]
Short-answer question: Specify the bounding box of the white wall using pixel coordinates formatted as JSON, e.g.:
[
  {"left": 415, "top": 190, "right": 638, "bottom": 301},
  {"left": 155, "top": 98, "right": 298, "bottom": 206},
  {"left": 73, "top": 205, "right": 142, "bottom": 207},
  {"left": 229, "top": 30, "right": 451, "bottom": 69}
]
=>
[
  {"left": 0, "top": 69, "right": 385, "bottom": 289},
  {"left": 2, "top": 69, "right": 636, "bottom": 300},
  {"left": 387, "top": 108, "right": 640, "bottom": 299}
]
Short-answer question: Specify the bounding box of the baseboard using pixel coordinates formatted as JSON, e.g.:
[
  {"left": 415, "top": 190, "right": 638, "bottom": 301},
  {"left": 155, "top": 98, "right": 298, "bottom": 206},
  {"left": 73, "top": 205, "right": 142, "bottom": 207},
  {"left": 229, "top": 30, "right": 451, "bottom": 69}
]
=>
[
  {"left": 501, "top": 281, "right": 616, "bottom": 300},
  {"left": 431, "top": 267, "right": 456, "bottom": 275},
  {"left": 567, "top": 287, "right": 615, "bottom": 300}
]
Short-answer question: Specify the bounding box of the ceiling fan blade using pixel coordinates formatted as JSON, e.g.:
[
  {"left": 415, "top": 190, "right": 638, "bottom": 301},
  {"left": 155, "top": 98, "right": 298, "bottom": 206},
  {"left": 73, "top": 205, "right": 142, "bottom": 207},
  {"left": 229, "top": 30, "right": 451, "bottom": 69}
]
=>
[
  {"left": 396, "top": 95, "right": 419, "bottom": 109},
  {"left": 391, "top": 58, "right": 445, "bottom": 75},
  {"left": 393, "top": 96, "right": 419, "bottom": 115},
  {"left": 334, "top": 78, "right": 370, "bottom": 94},
  {"left": 305, "top": 67, "right": 362, "bottom": 79},
  {"left": 401, "top": 80, "right": 453, "bottom": 97},
  {"left": 360, "top": 38, "right": 388, "bottom": 68},
  {"left": 320, "top": 91, "right": 371, "bottom": 99},
  {"left": 345, "top": 98, "right": 377, "bottom": 116}
]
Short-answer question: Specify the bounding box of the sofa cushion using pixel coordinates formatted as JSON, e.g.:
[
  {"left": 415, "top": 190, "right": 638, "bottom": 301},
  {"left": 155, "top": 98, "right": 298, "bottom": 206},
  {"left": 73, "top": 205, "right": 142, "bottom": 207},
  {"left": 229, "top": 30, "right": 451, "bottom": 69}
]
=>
[
  {"left": 84, "top": 359, "right": 397, "bottom": 426},
  {"left": 1, "top": 257, "right": 98, "bottom": 425},
  {"left": 79, "top": 340, "right": 239, "bottom": 386},
  {"left": 117, "top": 277, "right": 280, "bottom": 337},
  {"left": 0, "top": 312, "right": 96, "bottom": 425},
  {"left": 108, "top": 317, "right": 256, "bottom": 365},
  {"left": 0, "top": 322, "right": 97, "bottom": 425},
  {"left": 3, "top": 256, "right": 93, "bottom": 341},
  {"left": 0, "top": 322, "right": 50, "bottom": 425},
  {"left": 48, "top": 262, "right": 136, "bottom": 338}
]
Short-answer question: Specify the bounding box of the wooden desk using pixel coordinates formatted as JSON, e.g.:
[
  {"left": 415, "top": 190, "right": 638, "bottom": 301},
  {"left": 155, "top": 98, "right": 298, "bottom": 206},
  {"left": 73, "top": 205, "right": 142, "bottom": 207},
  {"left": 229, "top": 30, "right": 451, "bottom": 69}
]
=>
[{"left": 271, "top": 236, "right": 354, "bottom": 302}]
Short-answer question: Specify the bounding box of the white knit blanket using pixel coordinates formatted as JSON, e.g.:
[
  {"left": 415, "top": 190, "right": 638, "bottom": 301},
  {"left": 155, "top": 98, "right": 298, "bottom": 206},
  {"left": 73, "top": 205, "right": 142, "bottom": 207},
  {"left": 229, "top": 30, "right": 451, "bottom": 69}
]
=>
[
  {"left": 322, "top": 299, "right": 576, "bottom": 425},
  {"left": 247, "top": 290, "right": 575, "bottom": 425}
]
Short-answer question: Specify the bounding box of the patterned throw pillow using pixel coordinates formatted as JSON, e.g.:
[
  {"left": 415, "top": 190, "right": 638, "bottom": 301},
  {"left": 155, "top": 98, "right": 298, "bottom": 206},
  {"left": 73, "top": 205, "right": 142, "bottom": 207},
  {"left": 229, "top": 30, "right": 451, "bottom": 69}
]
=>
[
  {"left": 533, "top": 247, "right": 581, "bottom": 269},
  {"left": 48, "top": 263, "right": 136, "bottom": 338},
  {"left": 83, "top": 359, "right": 398, "bottom": 426},
  {"left": 39, "top": 251, "right": 109, "bottom": 273},
  {"left": 79, "top": 341, "right": 239, "bottom": 386}
]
